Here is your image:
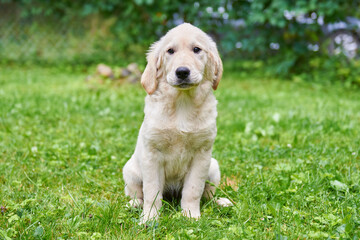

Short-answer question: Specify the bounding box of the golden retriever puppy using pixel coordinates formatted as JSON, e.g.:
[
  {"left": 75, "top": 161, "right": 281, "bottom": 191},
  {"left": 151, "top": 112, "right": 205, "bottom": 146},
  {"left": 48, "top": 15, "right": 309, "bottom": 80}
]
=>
[{"left": 123, "top": 23, "right": 232, "bottom": 223}]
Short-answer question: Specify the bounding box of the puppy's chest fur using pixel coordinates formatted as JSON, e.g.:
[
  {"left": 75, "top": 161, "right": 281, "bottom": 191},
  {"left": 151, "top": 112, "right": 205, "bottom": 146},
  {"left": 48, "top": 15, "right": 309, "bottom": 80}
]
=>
[
  {"left": 150, "top": 124, "right": 216, "bottom": 190},
  {"left": 144, "top": 94, "right": 217, "bottom": 182}
]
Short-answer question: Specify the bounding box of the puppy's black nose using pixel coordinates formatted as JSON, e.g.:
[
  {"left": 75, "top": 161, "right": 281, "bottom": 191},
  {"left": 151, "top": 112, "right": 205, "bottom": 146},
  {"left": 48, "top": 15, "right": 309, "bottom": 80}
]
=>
[{"left": 175, "top": 67, "right": 190, "bottom": 80}]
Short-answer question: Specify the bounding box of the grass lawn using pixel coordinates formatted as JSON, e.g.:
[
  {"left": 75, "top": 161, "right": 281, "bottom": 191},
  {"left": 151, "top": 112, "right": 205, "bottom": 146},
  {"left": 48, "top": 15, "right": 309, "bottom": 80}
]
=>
[{"left": 0, "top": 65, "right": 359, "bottom": 239}]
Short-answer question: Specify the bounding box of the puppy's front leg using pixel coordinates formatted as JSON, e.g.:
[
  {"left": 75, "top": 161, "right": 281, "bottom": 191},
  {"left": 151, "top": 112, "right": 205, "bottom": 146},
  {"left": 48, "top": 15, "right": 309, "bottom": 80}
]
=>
[
  {"left": 141, "top": 152, "right": 164, "bottom": 223},
  {"left": 181, "top": 150, "right": 211, "bottom": 219}
]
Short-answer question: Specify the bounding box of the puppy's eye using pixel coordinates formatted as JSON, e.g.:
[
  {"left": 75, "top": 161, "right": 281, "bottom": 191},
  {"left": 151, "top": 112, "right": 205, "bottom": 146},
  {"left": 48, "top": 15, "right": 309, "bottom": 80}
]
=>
[
  {"left": 167, "top": 48, "right": 175, "bottom": 54},
  {"left": 193, "top": 47, "right": 201, "bottom": 53}
]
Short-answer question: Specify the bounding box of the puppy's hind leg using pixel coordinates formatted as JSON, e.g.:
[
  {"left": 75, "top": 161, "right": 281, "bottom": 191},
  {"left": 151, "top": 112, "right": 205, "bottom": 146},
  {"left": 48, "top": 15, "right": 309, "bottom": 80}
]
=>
[
  {"left": 123, "top": 157, "right": 143, "bottom": 208},
  {"left": 203, "top": 158, "right": 220, "bottom": 200},
  {"left": 203, "top": 158, "right": 233, "bottom": 207}
]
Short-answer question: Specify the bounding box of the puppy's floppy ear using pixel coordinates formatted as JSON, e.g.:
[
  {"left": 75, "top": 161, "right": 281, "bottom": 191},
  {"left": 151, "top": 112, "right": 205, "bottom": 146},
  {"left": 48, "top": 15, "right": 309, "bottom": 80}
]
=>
[
  {"left": 141, "top": 41, "right": 162, "bottom": 95},
  {"left": 208, "top": 42, "right": 223, "bottom": 90}
]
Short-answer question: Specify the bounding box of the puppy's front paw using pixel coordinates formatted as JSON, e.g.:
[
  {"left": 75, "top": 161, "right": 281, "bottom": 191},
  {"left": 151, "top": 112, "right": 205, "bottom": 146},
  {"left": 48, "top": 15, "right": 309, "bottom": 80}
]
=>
[
  {"left": 140, "top": 212, "right": 159, "bottom": 225},
  {"left": 126, "top": 198, "right": 144, "bottom": 208},
  {"left": 140, "top": 216, "right": 153, "bottom": 225},
  {"left": 216, "top": 197, "right": 233, "bottom": 207},
  {"left": 181, "top": 208, "right": 200, "bottom": 219}
]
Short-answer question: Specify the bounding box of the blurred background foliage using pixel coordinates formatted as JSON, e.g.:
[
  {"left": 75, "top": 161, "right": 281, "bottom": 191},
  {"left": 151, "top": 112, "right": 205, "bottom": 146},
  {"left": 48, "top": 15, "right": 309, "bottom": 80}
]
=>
[{"left": 1, "top": 0, "right": 360, "bottom": 85}]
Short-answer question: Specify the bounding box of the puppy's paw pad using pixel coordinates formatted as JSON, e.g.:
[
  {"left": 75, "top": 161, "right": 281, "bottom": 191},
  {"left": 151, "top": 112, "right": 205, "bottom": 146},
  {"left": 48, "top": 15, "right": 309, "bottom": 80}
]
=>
[
  {"left": 126, "top": 199, "right": 143, "bottom": 208},
  {"left": 216, "top": 197, "right": 233, "bottom": 207}
]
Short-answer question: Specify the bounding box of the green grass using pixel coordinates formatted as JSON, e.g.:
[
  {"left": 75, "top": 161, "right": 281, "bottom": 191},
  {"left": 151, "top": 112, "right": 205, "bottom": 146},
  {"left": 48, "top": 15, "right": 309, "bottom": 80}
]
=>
[{"left": 0, "top": 65, "right": 359, "bottom": 239}]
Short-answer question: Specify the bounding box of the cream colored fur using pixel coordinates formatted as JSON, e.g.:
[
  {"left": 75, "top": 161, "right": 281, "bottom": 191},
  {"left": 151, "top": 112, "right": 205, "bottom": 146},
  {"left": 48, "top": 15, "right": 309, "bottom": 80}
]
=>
[{"left": 123, "top": 23, "right": 232, "bottom": 223}]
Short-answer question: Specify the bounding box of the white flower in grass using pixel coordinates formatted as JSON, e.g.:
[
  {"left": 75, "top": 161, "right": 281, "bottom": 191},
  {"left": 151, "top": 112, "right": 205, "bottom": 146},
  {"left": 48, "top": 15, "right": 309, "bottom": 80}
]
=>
[
  {"left": 287, "top": 144, "right": 292, "bottom": 148},
  {"left": 272, "top": 113, "right": 281, "bottom": 123},
  {"left": 31, "top": 146, "right": 38, "bottom": 153},
  {"left": 352, "top": 152, "right": 356, "bottom": 156}
]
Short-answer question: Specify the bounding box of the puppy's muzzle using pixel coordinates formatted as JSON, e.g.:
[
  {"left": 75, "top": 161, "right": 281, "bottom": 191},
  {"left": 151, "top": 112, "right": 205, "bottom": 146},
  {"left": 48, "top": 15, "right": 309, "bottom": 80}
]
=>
[{"left": 174, "top": 67, "right": 196, "bottom": 89}]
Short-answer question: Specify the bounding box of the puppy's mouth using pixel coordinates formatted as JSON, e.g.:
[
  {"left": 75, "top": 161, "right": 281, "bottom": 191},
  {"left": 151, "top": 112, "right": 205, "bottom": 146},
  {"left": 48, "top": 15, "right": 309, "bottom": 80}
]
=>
[{"left": 173, "top": 80, "right": 198, "bottom": 89}]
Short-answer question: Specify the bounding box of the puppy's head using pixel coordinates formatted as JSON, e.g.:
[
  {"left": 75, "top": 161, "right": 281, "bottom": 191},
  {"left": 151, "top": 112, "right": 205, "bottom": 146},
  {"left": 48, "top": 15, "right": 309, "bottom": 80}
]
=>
[{"left": 141, "top": 23, "right": 223, "bottom": 95}]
